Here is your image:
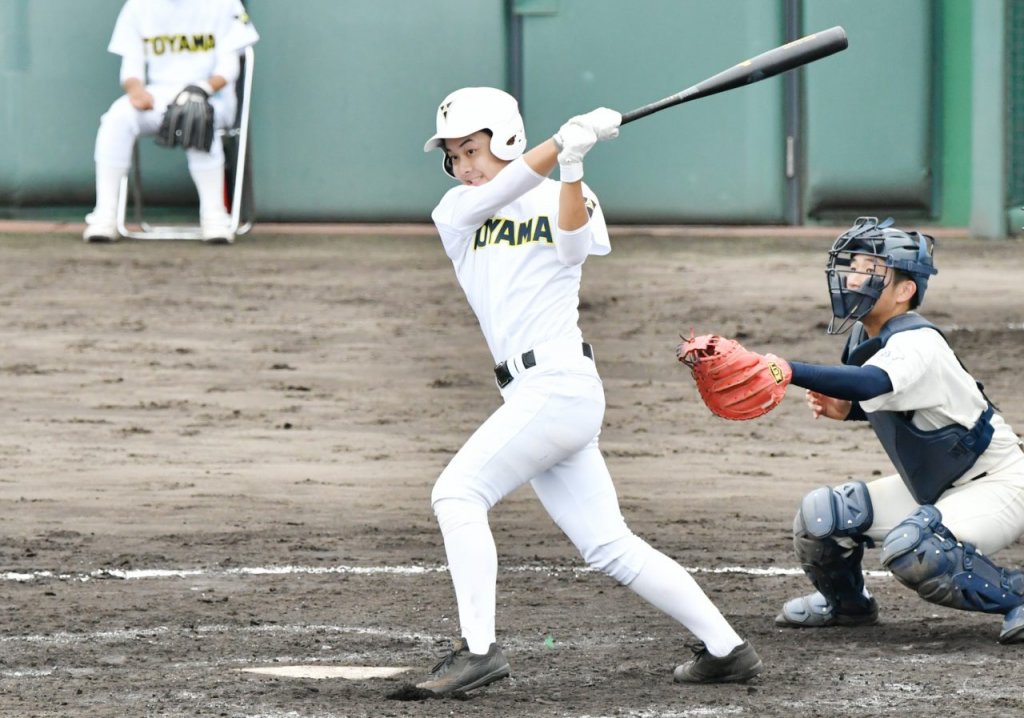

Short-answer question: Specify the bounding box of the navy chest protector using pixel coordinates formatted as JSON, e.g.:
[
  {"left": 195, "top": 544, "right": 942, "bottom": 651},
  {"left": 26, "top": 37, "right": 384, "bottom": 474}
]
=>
[{"left": 842, "top": 314, "right": 995, "bottom": 505}]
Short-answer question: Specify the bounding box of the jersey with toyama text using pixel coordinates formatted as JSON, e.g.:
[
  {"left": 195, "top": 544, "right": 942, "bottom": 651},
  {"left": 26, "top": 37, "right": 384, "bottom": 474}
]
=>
[
  {"left": 108, "top": 0, "right": 259, "bottom": 87},
  {"left": 430, "top": 158, "right": 611, "bottom": 364},
  {"left": 860, "top": 327, "right": 1022, "bottom": 482}
]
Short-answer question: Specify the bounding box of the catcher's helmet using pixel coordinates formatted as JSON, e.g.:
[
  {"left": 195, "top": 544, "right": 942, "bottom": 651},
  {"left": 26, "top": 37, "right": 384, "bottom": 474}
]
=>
[
  {"left": 423, "top": 87, "right": 526, "bottom": 178},
  {"left": 825, "top": 216, "right": 938, "bottom": 334}
]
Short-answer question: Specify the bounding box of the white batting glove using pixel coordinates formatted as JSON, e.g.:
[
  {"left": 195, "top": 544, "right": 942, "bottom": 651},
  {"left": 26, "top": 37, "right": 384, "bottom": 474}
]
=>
[
  {"left": 571, "top": 107, "right": 622, "bottom": 141},
  {"left": 553, "top": 121, "right": 597, "bottom": 183}
]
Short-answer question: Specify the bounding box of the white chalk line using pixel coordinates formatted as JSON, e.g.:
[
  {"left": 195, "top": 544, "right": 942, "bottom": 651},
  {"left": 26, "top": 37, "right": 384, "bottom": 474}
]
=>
[
  {"left": 0, "top": 561, "right": 888, "bottom": 655},
  {"left": 0, "top": 622, "right": 436, "bottom": 647},
  {"left": 0, "top": 562, "right": 894, "bottom": 583}
]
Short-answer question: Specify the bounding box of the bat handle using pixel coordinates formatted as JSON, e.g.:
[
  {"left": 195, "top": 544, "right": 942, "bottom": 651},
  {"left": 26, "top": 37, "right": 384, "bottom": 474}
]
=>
[
  {"left": 620, "top": 89, "right": 694, "bottom": 126},
  {"left": 619, "top": 108, "right": 646, "bottom": 126},
  {"left": 621, "top": 107, "right": 664, "bottom": 125}
]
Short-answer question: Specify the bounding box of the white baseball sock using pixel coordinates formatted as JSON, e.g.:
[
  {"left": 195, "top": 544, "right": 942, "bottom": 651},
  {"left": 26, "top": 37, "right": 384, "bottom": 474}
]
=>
[
  {"left": 433, "top": 497, "right": 497, "bottom": 655},
  {"left": 87, "top": 163, "right": 128, "bottom": 225},
  {"left": 627, "top": 548, "right": 744, "bottom": 657},
  {"left": 188, "top": 163, "right": 229, "bottom": 224}
]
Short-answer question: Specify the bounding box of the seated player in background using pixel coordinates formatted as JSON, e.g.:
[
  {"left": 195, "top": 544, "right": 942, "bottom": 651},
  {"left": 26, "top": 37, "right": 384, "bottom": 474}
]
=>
[{"left": 84, "top": 0, "right": 258, "bottom": 243}]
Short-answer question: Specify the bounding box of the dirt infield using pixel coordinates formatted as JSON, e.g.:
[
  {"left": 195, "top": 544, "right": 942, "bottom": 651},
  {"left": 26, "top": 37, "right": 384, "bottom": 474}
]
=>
[{"left": 1, "top": 230, "right": 1022, "bottom": 717}]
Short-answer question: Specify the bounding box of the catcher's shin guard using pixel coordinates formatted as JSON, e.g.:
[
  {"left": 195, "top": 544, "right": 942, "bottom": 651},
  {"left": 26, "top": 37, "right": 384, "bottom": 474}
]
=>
[
  {"left": 881, "top": 505, "right": 1024, "bottom": 616},
  {"left": 792, "top": 482, "right": 875, "bottom": 612}
]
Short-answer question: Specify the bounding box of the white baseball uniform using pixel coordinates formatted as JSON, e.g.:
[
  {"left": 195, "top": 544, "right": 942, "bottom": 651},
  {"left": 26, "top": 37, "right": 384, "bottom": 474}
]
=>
[
  {"left": 96, "top": 0, "right": 259, "bottom": 170},
  {"left": 858, "top": 328, "right": 1024, "bottom": 553},
  {"left": 87, "top": 0, "right": 258, "bottom": 231},
  {"left": 429, "top": 157, "right": 745, "bottom": 658}
]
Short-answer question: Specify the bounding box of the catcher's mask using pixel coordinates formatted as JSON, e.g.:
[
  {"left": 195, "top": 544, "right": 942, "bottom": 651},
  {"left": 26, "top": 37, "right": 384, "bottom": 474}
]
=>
[
  {"left": 825, "top": 216, "right": 938, "bottom": 335},
  {"left": 423, "top": 87, "right": 526, "bottom": 178}
]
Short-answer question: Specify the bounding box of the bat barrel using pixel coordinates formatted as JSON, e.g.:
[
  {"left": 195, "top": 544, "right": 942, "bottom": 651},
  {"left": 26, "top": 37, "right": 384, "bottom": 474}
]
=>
[{"left": 620, "top": 25, "right": 847, "bottom": 125}]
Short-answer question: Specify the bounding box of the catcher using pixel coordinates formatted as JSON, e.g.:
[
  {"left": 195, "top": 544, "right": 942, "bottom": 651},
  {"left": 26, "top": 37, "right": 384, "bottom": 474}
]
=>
[
  {"left": 678, "top": 217, "right": 1024, "bottom": 643},
  {"left": 83, "top": 0, "right": 258, "bottom": 243}
]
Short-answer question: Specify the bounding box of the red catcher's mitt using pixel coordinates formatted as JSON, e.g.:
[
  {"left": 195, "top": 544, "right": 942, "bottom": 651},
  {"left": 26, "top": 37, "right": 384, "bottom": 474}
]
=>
[{"left": 676, "top": 333, "right": 792, "bottom": 421}]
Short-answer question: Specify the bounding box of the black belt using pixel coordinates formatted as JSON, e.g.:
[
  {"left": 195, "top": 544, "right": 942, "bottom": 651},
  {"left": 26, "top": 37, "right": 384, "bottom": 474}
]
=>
[{"left": 494, "top": 342, "right": 594, "bottom": 388}]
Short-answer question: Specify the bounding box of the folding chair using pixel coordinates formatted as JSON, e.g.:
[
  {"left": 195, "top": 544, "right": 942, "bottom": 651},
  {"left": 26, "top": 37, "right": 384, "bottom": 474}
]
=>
[{"left": 116, "top": 45, "right": 255, "bottom": 241}]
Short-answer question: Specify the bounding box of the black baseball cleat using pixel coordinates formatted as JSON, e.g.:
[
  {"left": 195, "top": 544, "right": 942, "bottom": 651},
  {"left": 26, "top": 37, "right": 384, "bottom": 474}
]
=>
[
  {"left": 415, "top": 637, "right": 510, "bottom": 696},
  {"left": 673, "top": 641, "right": 764, "bottom": 684}
]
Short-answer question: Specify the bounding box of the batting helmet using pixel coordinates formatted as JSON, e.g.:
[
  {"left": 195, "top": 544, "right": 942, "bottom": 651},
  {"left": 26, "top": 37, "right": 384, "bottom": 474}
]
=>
[
  {"left": 423, "top": 87, "right": 527, "bottom": 178},
  {"left": 825, "top": 216, "right": 938, "bottom": 334}
]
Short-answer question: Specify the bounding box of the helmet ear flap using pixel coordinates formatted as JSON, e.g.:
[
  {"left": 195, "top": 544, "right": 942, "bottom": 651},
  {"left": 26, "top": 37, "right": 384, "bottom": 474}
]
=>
[
  {"left": 442, "top": 154, "right": 455, "bottom": 178},
  {"left": 488, "top": 118, "right": 526, "bottom": 161}
]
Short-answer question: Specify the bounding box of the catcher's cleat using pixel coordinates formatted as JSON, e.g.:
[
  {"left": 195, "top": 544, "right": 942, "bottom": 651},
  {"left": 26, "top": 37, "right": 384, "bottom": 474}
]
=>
[
  {"left": 415, "top": 637, "right": 510, "bottom": 696},
  {"left": 673, "top": 640, "right": 763, "bottom": 684},
  {"left": 775, "top": 591, "right": 878, "bottom": 628},
  {"left": 999, "top": 605, "right": 1024, "bottom": 644}
]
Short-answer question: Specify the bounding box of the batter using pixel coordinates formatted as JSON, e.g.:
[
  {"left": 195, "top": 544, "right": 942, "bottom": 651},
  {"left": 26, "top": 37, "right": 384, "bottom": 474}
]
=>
[
  {"left": 84, "top": 0, "right": 259, "bottom": 243},
  {"left": 415, "top": 87, "right": 763, "bottom": 696}
]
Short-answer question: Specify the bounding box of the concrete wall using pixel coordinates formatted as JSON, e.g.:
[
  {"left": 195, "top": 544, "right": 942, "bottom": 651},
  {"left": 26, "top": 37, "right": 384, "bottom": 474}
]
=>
[{"left": 0, "top": 0, "right": 997, "bottom": 229}]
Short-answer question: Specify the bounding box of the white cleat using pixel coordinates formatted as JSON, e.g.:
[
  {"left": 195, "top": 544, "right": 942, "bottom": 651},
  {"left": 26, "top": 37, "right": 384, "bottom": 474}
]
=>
[
  {"left": 201, "top": 212, "right": 235, "bottom": 244},
  {"left": 82, "top": 214, "right": 119, "bottom": 243}
]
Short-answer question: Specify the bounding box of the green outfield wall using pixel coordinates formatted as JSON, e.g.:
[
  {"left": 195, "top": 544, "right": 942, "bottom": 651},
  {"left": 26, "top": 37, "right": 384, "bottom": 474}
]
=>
[{"left": 0, "top": 0, "right": 1012, "bottom": 234}]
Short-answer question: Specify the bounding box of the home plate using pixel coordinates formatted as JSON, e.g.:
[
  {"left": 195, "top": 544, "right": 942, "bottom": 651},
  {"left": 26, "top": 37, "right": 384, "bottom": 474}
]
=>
[{"left": 241, "top": 666, "right": 411, "bottom": 680}]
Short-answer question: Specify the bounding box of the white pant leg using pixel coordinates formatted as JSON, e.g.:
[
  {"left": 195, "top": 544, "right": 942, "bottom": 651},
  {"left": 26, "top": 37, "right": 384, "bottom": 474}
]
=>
[
  {"left": 93, "top": 94, "right": 164, "bottom": 168},
  {"left": 90, "top": 95, "right": 163, "bottom": 223},
  {"left": 188, "top": 89, "right": 234, "bottom": 170},
  {"left": 937, "top": 456, "right": 1024, "bottom": 554},
  {"left": 432, "top": 367, "right": 605, "bottom": 509},
  {"left": 186, "top": 94, "right": 231, "bottom": 222},
  {"left": 90, "top": 87, "right": 237, "bottom": 225},
  {"left": 863, "top": 474, "right": 921, "bottom": 542},
  {"left": 94, "top": 87, "right": 233, "bottom": 174},
  {"left": 430, "top": 366, "right": 605, "bottom": 654},
  {"left": 531, "top": 438, "right": 743, "bottom": 656},
  {"left": 433, "top": 497, "right": 496, "bottom": 655},
  {"left": 866, "top": 458, "right": 1024, "bottom": 555}
]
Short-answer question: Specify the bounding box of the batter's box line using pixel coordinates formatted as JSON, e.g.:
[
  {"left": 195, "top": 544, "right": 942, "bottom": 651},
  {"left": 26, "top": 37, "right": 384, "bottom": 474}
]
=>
[{"left": 0, "top": 563, "right": 893, "bottom": 583}]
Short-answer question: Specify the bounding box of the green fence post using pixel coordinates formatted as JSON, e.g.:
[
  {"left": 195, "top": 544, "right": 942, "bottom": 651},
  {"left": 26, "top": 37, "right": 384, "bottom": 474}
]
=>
[{"left": 969, "top": 0, "right": 1007, "bottom": 238}]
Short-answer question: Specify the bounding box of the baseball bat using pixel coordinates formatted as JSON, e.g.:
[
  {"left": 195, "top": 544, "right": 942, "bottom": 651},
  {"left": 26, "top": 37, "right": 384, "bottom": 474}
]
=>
[{"left": 620, "top": 26, "right": 848, "bottom": 125}]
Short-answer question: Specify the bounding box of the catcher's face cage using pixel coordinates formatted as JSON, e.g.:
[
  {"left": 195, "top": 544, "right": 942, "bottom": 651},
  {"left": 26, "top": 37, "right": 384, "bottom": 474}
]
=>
[
  {"left": 423, "top": 87, "right": 527, "bottom": 178},
  {"left": 825, "top": 217, "right": 938, "bottom": 335}
]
